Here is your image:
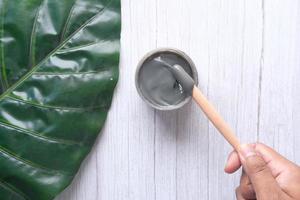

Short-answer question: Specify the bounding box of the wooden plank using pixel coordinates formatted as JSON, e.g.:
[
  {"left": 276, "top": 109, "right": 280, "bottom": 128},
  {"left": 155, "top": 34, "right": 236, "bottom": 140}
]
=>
[
  {"left": 154, "top": 0, "right": 182, "bottom": 199},
  {"left": 175, "top": 0, "right": 210, "bottom": 199},
  {"left": 124, "top": 0, "right": 157, "bottom": 199},
  {"left": 205, "top": 0, "right": 263, "bottom": 199},
  {"left": 258, "top": 0, "right": 300, "bottom": 162}
]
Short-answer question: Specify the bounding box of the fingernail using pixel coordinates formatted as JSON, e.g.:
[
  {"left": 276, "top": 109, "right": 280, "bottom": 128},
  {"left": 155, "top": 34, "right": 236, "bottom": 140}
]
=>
[{"left": 240, "top": 144, "right": 256, "bottom": 159}]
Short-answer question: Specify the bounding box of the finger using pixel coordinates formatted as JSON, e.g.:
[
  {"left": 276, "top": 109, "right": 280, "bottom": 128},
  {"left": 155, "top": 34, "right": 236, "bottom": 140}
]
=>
[
  {"left": 225, "top": 150, "right": 241, "bottom": 174},
  {"left": 255, "top": 143, "right": 299, "bottom": 176},
  {"left": 256, "top": 143, "right": 289, "bottom": 163},
  {"left": 224, "top": 144, "right": 256, "bottom": 174},
  {"left": 256, "top": 143, "right": 300, "bottom": 198},
  {"left": 235, "top": 187, "right": 247, "bottom": 200},
  {"left": 239, "top": 170, "right": 256, "bottom": 199},
  {"left": 239, "top": 144, "right": 282, "bottom": 199}
]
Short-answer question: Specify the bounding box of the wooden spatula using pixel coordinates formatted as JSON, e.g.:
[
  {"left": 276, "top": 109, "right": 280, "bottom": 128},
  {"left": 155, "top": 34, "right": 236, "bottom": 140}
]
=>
[{"left": 172, "top": 64, "right": 241, "bottom": 152}]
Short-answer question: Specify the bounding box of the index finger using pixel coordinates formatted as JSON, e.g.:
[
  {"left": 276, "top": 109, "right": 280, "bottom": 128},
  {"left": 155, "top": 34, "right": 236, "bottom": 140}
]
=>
[{"left": 225, "top": 150, "right": 241, "bottom": 174}]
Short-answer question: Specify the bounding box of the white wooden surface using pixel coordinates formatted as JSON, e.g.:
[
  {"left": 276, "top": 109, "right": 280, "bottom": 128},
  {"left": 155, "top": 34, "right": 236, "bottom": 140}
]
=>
[{"left": 56, "top": 0, "right": 300, "bottom": 199}]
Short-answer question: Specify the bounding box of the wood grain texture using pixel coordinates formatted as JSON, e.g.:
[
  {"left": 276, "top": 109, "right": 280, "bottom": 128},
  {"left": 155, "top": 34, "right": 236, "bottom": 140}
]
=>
[{"left": 56, "top": 0, "right": 300, "bottom": 199}]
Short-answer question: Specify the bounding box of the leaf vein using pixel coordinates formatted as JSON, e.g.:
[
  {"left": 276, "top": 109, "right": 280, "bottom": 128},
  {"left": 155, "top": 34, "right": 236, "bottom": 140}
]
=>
[
  {"left": 6, "top": 95, "right": 106, "bottom": 111},
  {"left": 0, "top": 180, "right": 28, "bottom": 200},
  {"left": 28, "top": 0, "right": 45, "bottom": 67},
  {"left": 60, "top": 0, "right": 77, "bottom": 42},
  {"left": 0, "top": 145, "right": 71, "bottom": 175},
  {"left": 57, "top": 41, "right": 101, "bottom": 53},
  {"left": 0, "top": 120, "right": 82, "bottom": 146},
  {"left": 0, "top": 0, "right": 8, "bottom": 89}
]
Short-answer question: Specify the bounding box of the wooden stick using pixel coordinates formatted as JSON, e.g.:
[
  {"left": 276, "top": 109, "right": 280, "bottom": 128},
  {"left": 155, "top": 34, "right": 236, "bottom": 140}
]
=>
[{"left": 192, "top": 86, "right": 241, "bottom": 152}]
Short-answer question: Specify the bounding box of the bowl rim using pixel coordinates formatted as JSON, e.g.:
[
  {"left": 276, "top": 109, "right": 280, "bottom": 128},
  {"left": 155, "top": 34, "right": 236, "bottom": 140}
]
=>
[{"left": 135, "top": 48, "right": 199, "bottom": 111}]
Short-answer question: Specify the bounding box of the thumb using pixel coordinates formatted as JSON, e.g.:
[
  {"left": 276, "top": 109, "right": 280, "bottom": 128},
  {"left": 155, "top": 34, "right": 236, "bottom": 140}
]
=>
[{"left": 239, "top": 144, "right": 282, "bottom": 199}]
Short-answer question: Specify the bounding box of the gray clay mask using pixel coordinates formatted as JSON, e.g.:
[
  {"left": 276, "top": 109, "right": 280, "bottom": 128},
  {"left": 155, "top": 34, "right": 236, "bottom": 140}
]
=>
[
  {"left": 137, "top": 52, "right": 195, "bottom": 107},
  {"left": 154, "top": 58, "right": 195, "bottom": 95}
]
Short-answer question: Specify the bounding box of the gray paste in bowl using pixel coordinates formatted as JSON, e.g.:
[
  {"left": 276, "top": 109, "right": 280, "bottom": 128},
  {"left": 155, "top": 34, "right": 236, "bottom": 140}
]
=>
[{"left": 136, "top": 50, "right": 198, "bottom": 110}]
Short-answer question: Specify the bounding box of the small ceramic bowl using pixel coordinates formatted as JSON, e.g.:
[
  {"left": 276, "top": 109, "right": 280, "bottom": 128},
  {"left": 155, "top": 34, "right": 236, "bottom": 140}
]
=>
[{"left": 135, "top": 48, "right": 198, "bottom": 110}]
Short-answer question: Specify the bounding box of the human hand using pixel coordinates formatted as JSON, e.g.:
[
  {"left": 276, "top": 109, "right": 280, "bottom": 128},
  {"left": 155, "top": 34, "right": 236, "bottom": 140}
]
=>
[{"left": 224, "top": 143, "right": 300, "bottom": 200}]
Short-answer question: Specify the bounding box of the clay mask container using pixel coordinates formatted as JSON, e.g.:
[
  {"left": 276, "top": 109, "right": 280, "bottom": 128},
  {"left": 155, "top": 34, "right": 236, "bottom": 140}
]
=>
[{"left": 135, "top": 48, "right": 198, "bottom": 110}]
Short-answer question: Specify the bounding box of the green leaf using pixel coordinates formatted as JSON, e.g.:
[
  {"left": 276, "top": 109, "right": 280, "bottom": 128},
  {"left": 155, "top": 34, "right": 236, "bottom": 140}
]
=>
[{"left": 0, "top": 0, "right": 121, "bottom": 199}]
